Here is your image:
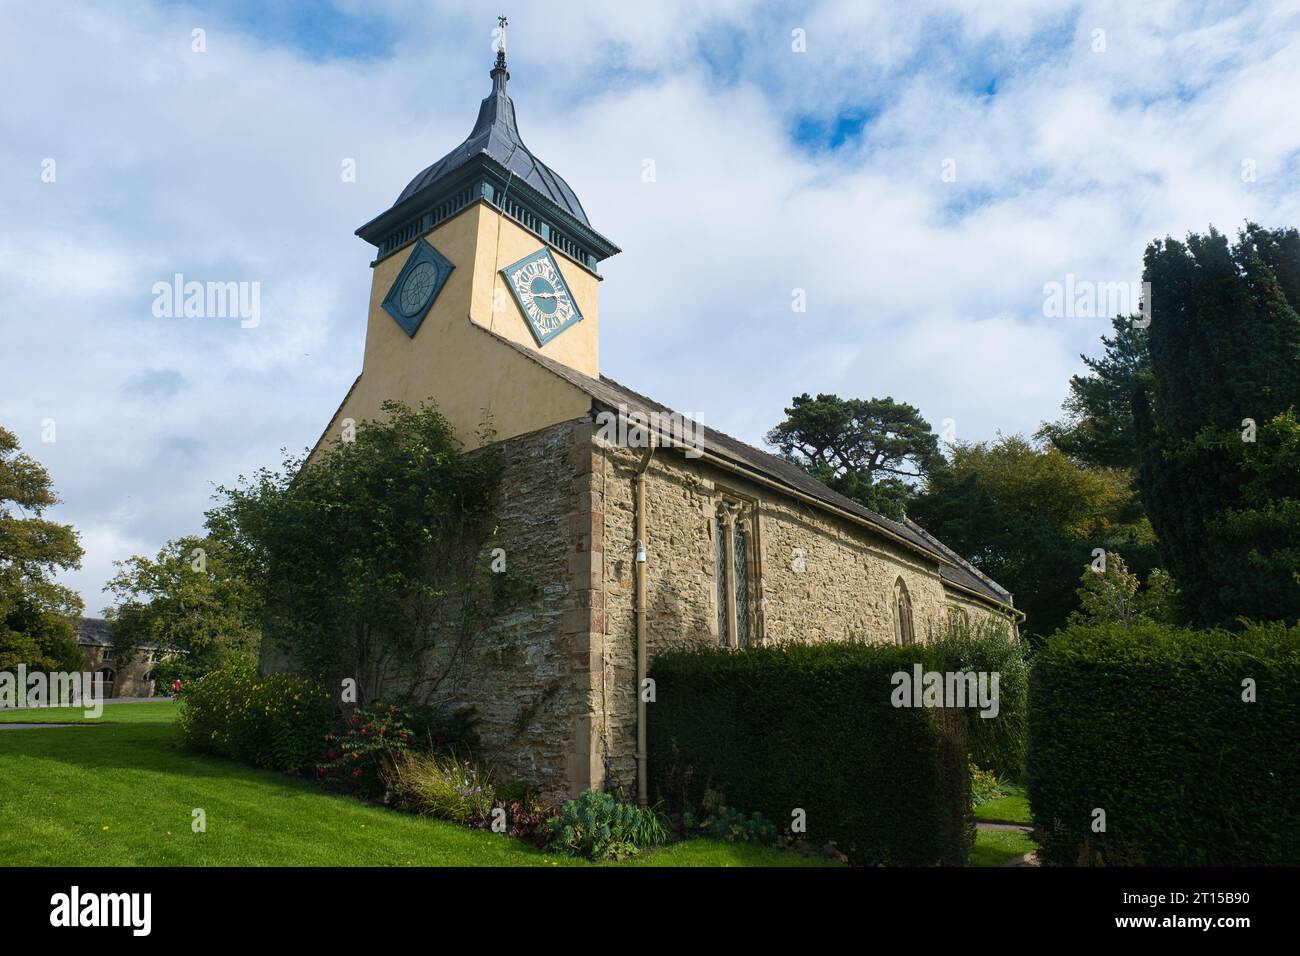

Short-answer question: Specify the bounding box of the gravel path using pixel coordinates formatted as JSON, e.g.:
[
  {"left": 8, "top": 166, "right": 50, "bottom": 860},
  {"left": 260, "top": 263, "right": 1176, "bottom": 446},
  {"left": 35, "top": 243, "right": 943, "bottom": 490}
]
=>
[{"left": 0, "top": 722, "right": 106, "bottom": 730}]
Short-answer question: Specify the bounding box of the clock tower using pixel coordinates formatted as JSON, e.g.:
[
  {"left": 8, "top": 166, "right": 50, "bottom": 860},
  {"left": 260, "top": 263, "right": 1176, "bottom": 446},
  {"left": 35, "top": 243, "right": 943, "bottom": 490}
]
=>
[{"left": 318, "top": 23, "right": 620, "bottom": 454}]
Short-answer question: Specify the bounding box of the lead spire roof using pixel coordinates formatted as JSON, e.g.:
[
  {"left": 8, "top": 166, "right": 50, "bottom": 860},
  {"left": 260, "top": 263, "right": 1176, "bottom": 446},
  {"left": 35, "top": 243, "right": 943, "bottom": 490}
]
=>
[{"left": 391, "top": 41, "right": 590, "bottom": 226}]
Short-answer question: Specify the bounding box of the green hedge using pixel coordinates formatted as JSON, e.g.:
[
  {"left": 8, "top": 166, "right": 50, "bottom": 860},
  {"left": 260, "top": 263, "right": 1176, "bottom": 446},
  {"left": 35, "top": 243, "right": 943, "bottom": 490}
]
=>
[
  {"left": 927, "top": 616, "right": 1029, "bottom": 778},
  {"left": 649, "top": 642, "right": 973, "bottom": 866},
  {"left": 1028, "top": 621, "right": 1300, "bottom": 865},
  {"left": 177, "top": 664, "right": 333, "bottom": 773}
]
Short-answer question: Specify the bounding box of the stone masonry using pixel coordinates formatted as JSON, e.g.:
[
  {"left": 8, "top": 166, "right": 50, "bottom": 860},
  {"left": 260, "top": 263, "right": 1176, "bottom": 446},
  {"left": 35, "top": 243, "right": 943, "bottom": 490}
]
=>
[{"left": 331, "top": 412, "right": 1012, "bottom": 801}]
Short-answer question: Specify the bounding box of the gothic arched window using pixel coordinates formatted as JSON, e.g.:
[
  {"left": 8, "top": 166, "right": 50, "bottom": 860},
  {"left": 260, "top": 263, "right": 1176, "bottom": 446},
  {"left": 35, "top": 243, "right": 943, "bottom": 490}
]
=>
[
  {"left": 715, "top": 500, "right": 753, "bottom": 648},
  {"left": 893, "top": 578, "right": 915, "bottom": 646}
]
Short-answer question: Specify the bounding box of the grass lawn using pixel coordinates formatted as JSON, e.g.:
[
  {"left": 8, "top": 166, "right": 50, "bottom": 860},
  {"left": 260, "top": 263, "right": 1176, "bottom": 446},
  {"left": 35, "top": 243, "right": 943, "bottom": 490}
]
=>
[
  {"left": 0, "top": 700, "right": 179, "bottom": 724},
  {"left": 977, "top": 793, "right": 1032, "bottom": 825},
  {"left": 0, "top": 702, "right": 831, "bottom": 867},
  {"left": 970, "top": 827, "right": 1037, "bottom": 866},
  {"left": 974, "top": 782, "right": 1033, "bottom": 825}
]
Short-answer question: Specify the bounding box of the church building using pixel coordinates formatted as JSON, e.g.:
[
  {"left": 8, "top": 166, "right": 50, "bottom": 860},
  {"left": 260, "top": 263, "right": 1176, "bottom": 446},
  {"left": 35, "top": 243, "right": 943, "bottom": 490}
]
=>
[{"left": 300, "top": 30, "right": 1017, "bottom": 802}]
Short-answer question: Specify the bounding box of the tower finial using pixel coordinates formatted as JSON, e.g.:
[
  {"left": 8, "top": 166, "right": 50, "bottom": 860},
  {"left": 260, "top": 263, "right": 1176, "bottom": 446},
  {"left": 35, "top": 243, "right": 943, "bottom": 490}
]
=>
[{"left": 494, "top": 15, "right": 508, "bottom": 72}]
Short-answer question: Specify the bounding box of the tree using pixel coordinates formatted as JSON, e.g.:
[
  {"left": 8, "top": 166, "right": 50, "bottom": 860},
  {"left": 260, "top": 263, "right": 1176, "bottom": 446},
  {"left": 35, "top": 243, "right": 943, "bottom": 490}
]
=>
[
  {"left": 205, "top": 401, "right": 526, "bottom": 705},
  {"left": 765, "top": 394, "right": 943, "bottom": 519},
  {"left": 0, "top": 426, "right": 84, "bottom": 672},
  {"left": 1037, "top": 313, "right": 1150, "bottom": 470},
  {"left": 1134, "top": 224, "right": 1300, "bottom": 628},
  {"left": 909, "top": 435, "right": 1157, "bottom": 641},
  {"left": 104, "top": 534, "right": 260, "bottom": 684},
  {"left": 1069, "top": 553, "right": 1179, "bottom": 627}
]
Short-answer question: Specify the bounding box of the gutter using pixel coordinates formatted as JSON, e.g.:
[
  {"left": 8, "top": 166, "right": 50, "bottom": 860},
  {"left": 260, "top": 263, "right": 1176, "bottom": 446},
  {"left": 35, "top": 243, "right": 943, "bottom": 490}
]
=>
[{"left": 633, "top": 438, "right": 655, "bottom": 806}]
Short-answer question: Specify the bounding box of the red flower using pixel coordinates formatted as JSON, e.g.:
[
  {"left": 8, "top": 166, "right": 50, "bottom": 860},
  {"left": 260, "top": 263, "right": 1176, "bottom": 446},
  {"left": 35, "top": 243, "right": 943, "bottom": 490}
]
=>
[{"left": 352, "top": 769, "right": 361, "bottom": 778}]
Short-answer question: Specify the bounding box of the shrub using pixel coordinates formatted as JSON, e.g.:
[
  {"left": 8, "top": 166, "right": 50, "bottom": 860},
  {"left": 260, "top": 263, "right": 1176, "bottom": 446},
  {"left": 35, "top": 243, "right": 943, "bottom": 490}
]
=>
[
  {"left": 698, "top": 805, "right": 779, "bottom": 845},
  {"left": 386, "top": 751, "right": 494, "bottom": 824},
  {"left": 473, "top": 798, "right": 557, "bottom": 846},
  {"left": 969, "top": 762, "right": 1004, "bottom": 807},
  {"left": 1028, "top": 620, "right": 1300, "bottom": 865},
  {"left": 476, "top": 782, "right": 558, "bottom": 844},
  {"left": 547, "top": 789, "right": 669, "bottom": 861},
  {"left": 177, "top": 664, "right": 332, "bottom": 773},
  {"left": 317, "top": 705, "right": 419, "bottom": 798},
  {"left": 649, "top": 642, "right": 973, "bottom": 866},
  {"left": 927, "top": 615, "right": 1030, "bottom": 778}
]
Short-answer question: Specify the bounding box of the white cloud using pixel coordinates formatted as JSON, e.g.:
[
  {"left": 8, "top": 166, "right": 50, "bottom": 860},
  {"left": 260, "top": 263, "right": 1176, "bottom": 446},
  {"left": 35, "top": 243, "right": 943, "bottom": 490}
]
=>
[{"left": 2, "top": 0, "right": 1298, "bottom": 607}]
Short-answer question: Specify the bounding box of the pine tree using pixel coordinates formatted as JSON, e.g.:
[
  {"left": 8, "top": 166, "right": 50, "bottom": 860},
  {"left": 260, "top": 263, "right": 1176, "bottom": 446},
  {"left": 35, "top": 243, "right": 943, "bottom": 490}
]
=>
[
  {"left": 1038, "top": 314, "right": 1151, "bottom": 469},
  {"left": 1134, "top": 224, "right": 1300, "bottom": 627}
]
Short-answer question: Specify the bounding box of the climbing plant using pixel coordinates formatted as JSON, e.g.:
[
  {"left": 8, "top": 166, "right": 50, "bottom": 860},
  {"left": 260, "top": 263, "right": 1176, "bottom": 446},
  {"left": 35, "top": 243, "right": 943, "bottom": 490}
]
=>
[{"left": 205, "top": 401, "right": 529, "bottom": 704}]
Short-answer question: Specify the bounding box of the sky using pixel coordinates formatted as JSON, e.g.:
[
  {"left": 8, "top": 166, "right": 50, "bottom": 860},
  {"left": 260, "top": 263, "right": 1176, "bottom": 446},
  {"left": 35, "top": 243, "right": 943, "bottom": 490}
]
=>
[{"left": 2, "top": 0, "right": 1299, "bottom": 610}]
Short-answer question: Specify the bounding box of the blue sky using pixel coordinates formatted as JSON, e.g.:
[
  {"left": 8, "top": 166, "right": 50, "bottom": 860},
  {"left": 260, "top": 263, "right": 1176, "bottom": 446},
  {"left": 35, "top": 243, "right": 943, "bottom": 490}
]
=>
[{"left": 2, "top": 0, "right": 1299, "bottom": 608}]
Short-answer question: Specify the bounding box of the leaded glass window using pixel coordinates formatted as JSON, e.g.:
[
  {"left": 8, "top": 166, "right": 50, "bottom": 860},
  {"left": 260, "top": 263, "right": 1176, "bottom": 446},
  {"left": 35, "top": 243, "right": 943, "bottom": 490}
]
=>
[
  {"left": 715, "top": 514, "right": 728, "bottom": 647},
  {"left": 715, "top": 501, "right": 754, "bottom": 648},
  {"left": 894, "top": 578, "right": 915, "bottom": 646},
  {"left": 733, "top": 524, "right": 749, "bottom": 648}
]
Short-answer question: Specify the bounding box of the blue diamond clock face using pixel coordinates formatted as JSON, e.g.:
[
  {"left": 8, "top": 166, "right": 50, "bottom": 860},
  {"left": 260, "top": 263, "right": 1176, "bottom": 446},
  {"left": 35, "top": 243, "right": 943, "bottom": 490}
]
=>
[
  {"left": 382, "top": 240, "right": 454, "bottom": 337},
  {"left": 501, "top": 248, "right": 583, "bottom": 346}
]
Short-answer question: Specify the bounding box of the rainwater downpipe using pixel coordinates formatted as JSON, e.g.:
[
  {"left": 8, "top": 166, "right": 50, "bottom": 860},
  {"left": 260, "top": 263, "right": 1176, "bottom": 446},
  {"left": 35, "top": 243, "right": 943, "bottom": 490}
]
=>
[{"left": 633, "top": 438, "right": 656, "bottom": 806}]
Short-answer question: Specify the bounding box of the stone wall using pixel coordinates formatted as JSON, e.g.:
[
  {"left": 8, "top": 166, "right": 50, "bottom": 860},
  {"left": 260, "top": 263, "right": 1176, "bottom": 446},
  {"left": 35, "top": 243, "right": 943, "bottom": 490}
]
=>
[
  {"left": 423, "top": 417, "right": 588, "bottom": 801},
  {"left": 262, "top": 413, "right": 1010, "bottom": 801},
  {"left": 596, "top": 438, "right": 1008, "bottom": 792},
  {"left": 78, "top": 645, "right": 160, "bottom": 698}
]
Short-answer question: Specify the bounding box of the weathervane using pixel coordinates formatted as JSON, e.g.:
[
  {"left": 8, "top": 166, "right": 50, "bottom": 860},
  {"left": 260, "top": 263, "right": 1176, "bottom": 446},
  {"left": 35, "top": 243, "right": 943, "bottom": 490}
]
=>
[{"left": 495, "top": 15, "right": 508, "bottom": 70}]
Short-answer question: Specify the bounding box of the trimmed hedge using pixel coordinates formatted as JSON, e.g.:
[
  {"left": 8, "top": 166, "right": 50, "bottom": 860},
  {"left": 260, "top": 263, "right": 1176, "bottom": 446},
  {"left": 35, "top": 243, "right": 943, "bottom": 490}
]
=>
[
  {"left": 649, "top": 642, "right": 973, "bottom": 866},
  {"left": 177, "top": 664, "right": 332, "bottom": 773},
  {"left": 927, "top": 616, "right": 1029, "bottom": 778},
  {"left": 1028, "top": 621, "right": 1300, "bottom": 866}
]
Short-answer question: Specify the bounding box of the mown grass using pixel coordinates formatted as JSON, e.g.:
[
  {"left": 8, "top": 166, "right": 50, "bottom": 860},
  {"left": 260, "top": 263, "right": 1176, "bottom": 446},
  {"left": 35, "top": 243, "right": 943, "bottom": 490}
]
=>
[
  {"left": 0, "top": 700, "right": 179, "bottom": 724},
  {"left": 0, "top": 703, "right": 830, "bottom": 867},
  {"left": 974, "top": 786, "right": 1033, "bottom": 825},
  {"left": 970, "top": 827, "right": 1037, "bottom": 866}
]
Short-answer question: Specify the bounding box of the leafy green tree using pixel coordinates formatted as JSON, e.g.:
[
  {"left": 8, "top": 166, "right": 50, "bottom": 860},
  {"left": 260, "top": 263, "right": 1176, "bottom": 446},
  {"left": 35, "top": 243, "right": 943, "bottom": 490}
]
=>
[
  {"left": 205, "top": 401, "right": 525, "bottom": 705},
  {"left": 1038, "top": 314, "right": 1151, "bottom": 470},
  {"left": 104, "top": 534, "right": 260, "bottom": 684},
  {"left": 1071, "top": 554, "right": 1142, "bottom": 626},
  {"left": 910, "top": 436, "right": 1157, "bottom": 640},
  {"left": 765, "top": 394, "right": 943, "bottom": 519},
  {"left": 1141, "top": 568, "right": 1180, "bottom": 624},
  {"left": 1134, "top": 224, "right": 1300, "bottom": 627},
  {"left": 0, "top": 426, "right": 84, "bottom": 672},
  {"left": 1069, "top": 553, "right": 1180, "bottom": 627}
]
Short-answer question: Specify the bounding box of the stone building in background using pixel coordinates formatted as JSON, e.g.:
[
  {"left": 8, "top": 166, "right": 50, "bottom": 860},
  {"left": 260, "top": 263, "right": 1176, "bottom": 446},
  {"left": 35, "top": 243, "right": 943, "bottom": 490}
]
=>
[
  {"left": 276, "top": 37, "right": 1018, "bottom": 801},
  {"left": 76, "top": 618, "right": 166, "bottom": 699}
]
